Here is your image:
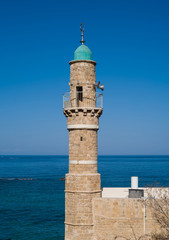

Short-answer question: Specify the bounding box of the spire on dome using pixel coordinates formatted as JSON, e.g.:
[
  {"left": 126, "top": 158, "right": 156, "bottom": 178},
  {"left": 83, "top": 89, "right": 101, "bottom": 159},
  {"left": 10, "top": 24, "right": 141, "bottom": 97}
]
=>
[
  {"left": 80, "top": 23, "right": 85, "bottom": 45},
  {"left": 72, "top": 24, "right": 93, "bottom": 61}
]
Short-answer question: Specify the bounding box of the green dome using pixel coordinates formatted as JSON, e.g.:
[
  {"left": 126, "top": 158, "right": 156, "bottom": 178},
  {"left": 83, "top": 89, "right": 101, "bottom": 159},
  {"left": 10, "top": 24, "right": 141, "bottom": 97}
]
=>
[{"left": 74, "top": 44, "right": 93, "bottom": 60}]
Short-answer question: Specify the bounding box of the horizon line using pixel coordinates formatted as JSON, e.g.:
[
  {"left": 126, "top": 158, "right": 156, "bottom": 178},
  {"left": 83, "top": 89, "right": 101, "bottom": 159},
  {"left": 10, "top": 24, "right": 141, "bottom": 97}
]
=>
[{"left": 1, "top": 154, "right": 169, "bottom": 157}]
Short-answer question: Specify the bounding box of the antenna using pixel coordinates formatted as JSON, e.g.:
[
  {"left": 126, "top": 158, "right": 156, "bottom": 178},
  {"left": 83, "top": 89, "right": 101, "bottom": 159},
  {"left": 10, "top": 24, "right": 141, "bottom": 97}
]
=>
[{"left": 80, "top": 23, "right": 85, "bottom": 45}]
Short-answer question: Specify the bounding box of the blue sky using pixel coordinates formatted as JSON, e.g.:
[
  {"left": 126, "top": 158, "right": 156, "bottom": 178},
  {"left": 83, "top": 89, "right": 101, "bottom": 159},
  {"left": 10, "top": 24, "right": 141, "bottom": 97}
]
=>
[{"left": 0, "top": 0, "right": 169, "bottom": 155}]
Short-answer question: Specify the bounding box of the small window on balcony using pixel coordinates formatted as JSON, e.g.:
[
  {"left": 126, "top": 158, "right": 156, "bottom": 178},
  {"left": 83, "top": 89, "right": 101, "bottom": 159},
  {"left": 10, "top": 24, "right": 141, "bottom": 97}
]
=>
[{"left": 76, "top": 86, "right": 83, "bottom": 102}]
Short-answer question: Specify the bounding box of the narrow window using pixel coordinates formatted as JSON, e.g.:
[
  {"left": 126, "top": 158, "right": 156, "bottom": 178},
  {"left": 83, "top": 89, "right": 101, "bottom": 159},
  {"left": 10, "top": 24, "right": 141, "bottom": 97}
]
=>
[
  {"left": 80, "top": 137, "right": 83, "bottom": 141},
  {"left": 76, "top": 86, "right": 83, "bottom": 102}
]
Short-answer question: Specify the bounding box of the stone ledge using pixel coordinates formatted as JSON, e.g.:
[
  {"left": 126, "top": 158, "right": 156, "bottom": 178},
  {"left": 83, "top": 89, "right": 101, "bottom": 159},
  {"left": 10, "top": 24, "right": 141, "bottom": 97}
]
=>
[
  {"left": 65, "top": 190, "right": 101, "bottom": 193},
  {"left": 63, "top": 108, "right": 103, "bottom": 118},
  {"left": 65, "top": 221, "right": 94, "bottom": 226},
  {"left": 66, "top": 173, "right": 100, "bottom": 176},
  {"left": 67, "top": 124, "right": 99, "bottom": 130},
  {"left": 69, "top": 59, "right": 96, "bottom": 65}
]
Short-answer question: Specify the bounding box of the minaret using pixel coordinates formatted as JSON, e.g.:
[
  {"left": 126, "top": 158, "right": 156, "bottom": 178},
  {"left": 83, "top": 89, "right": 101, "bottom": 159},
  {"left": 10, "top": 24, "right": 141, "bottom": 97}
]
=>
[{"left": 63, "top": 24, "right": 103, "bottom": 240}]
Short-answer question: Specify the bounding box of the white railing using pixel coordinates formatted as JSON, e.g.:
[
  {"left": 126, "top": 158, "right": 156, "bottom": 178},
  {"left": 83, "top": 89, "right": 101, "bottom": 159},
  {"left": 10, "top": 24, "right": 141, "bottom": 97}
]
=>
[{"left": 63, "top": 92, "right": 103, "bottom": 109}]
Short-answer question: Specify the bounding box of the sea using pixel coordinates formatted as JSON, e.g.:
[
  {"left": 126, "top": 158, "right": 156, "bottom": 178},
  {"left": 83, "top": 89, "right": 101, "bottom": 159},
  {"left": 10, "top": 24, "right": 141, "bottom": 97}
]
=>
[{"left": 0, "top": 155, "right": 169, "bottom": 240}]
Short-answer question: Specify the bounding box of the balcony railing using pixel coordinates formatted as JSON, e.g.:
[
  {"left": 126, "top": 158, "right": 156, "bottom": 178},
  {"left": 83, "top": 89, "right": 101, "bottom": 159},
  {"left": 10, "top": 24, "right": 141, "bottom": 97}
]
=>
[{"left": 63, "top": 92, "right": 103, "bottom": 109}]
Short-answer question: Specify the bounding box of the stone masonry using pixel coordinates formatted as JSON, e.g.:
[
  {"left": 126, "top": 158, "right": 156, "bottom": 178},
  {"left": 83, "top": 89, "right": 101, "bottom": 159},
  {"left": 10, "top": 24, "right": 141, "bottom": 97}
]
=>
[
  {"left": 64, "top": 60, "right": 103, "bottom": 240},
  {"left": 93, "top": 198, "right": 162, "bottom": 240},
  {"left": 63, "top": 37, "right": 168, "bottom": 240}
]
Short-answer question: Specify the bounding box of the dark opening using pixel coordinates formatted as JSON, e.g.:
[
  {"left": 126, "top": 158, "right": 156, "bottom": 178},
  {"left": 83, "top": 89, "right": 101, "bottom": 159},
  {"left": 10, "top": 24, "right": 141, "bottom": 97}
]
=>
[
  {"left": 80, "top": 137, "right": 83, "bottom": 141},
  {"left": 76, "top": 86, "right": 83, "bottom": 102}
]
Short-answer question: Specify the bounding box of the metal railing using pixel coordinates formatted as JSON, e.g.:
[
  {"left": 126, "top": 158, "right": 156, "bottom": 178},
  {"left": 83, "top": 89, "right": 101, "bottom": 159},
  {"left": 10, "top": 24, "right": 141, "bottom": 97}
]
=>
[{"left": 63, "top": 92, "right": 103, "bottom": 109}]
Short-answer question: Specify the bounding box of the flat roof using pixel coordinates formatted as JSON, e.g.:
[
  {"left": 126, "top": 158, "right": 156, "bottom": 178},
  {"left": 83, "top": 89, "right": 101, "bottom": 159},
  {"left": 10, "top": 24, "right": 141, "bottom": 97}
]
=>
[{"left": 102, "top": 187, "right": 169, "bottom": 199}]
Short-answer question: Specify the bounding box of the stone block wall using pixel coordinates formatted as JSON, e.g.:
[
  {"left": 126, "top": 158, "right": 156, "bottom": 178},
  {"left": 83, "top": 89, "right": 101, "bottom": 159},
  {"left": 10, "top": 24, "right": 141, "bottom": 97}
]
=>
[
  {"left": 93, "top": 198, "right": 159, "bottom": 240},
  {"left": 65, "top": 225, "right": 94, "bottom": 240},
  {"left": 69, "top": 61, "right": 96, "bottom": 109},
  {"left": 69, "top": 129, "right": 97, "bottom": 164},
  {"left": 64, "top": 60, "right": 102, "bottom": 240},
  {"left": 67, "top": 111, "right": 99, "bottom": 126}
]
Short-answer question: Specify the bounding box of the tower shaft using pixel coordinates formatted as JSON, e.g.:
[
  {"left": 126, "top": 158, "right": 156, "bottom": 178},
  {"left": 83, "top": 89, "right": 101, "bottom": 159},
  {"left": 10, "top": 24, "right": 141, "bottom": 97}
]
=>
[{"left": 64, "top": 60, "right": 103, "bottom": 239}]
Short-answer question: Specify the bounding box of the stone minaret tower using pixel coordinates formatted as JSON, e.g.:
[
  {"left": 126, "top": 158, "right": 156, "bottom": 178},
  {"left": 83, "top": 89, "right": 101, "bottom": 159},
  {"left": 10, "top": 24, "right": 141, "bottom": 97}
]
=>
[{"left": 63, "top": 25, "right": 103, "bottom": 240}]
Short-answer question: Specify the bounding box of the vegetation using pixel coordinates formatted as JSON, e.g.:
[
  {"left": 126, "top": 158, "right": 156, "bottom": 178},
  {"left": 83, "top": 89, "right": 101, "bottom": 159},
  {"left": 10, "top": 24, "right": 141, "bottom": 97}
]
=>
[{"left": 147, "top": 187, "right": 169, "bottom": 240}]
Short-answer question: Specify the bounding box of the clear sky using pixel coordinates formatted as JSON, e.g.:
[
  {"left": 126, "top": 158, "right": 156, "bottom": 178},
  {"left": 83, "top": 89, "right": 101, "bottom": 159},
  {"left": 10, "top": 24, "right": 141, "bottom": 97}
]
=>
[{"left": 0, "top": 0, "right": 169, "bottom": 155}]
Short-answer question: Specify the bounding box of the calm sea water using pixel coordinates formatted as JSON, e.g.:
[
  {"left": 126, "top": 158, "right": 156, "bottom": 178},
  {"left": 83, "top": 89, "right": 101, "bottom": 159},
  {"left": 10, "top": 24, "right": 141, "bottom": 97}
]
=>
[{"left": 0, "top": 155, "right": 169, "bottom": 240}]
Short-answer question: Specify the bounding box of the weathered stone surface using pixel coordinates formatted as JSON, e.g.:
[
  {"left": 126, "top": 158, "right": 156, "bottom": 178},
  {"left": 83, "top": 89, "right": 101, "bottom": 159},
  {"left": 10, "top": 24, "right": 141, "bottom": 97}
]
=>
[
  {"left": 65, "top": 60, "right": 102, "bottom": 240},
  {"left": 65, "top": 224, "right": 94, "bottom": 240},
  {"left": 64, "top": 58, "right": 165, "bottom": 240},
  {"left": 93, "top": 198, "right": 159, "bottom": 240},
  {"left": 65, "top": 174, "right": 101, "bottom": 192}
]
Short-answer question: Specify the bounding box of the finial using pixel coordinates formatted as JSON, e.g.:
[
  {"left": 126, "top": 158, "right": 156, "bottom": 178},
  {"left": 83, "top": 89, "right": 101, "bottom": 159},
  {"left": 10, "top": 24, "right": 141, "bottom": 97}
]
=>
[{"left": 80, "top": 23, "right": 85, "bottom": 45}]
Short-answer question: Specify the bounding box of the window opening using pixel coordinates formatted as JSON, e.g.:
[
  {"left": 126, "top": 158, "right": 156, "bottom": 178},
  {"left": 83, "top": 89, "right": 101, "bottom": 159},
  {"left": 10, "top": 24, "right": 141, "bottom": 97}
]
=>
[{"left": 76, "top": 86, "right": 83, "bottom": 107}]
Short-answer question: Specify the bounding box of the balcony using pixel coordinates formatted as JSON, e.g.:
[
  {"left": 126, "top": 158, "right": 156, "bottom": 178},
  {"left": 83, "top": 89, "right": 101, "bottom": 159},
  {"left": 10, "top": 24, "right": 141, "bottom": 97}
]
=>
[{"left": 63, "top": 92, "right": 103, "bottom": 109}]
